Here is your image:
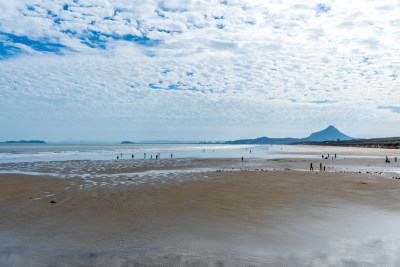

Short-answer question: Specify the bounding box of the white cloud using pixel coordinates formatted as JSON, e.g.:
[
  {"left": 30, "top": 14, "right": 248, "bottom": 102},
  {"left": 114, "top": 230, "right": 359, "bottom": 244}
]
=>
[{"left": 0, "top": 0, "right": 400, "bottom": 140}]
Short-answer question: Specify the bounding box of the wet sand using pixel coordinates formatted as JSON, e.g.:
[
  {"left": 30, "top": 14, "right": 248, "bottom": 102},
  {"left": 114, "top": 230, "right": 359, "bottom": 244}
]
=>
[{"left": 1, "top": 146, "right": 400, "bottom": 266}]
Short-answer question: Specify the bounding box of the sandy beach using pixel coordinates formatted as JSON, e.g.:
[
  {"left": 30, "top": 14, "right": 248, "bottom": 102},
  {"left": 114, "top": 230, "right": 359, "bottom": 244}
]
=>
[{"left": 1, "top": 145, "right": 400, "bottom": 266}]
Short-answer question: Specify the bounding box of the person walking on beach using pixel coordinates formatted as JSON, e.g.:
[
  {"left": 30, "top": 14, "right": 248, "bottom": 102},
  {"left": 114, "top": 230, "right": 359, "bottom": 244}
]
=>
[
  {"left": 241, "top": 157, "right": 243, "bottom": 162},
  {"left": 320, "top": 163, "right": 322, "bottom": 172},
  {"left": 310, "top": 163, "right": 314, "bottom": 171},
  {"left": 171, "top": 153, "right": 173, "bottom": 158}
]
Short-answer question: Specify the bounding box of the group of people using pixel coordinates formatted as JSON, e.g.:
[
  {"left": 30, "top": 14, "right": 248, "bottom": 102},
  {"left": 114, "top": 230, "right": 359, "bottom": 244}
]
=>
[
  {"left": 309, "top": 153, "right": 339, "bottom": 171},
  {"left": 322, "top": 153, "right": 336, "bottom": 159},
  {"left": 116, "top": 152, "right": 174, "bottom": 160},
  {"left": 310, "top": 162, "right": 326, "bottom": 172},
  {"left": 385, "top": 156, "right": 397, "bottom": 163}
]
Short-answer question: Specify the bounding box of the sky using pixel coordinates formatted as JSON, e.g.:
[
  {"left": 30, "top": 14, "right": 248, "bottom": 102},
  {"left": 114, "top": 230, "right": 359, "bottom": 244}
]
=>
[{"left": 1, "top": 0, "right": 400, "bottom": 142}]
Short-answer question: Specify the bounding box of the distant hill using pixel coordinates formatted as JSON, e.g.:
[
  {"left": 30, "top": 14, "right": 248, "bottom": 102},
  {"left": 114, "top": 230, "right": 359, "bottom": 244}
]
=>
[
  {"left": 137, "top": 140, "right": 199, "bottom": 144},
  {"left": 121, "top": 141, "right": 135, "bottom": 144},
  {"left": 52, "top": 140, "right": 115, "bottom": 145},
  {"left": 226, "top": 126, "right": 353, "bottom": 144},
  {"left": 308, "top": 136, "right": 400, "bottom": 149},
  {"left": 0, "top": 140, "right": 46, "bottom": 144},
  {"left": 302, "top": 125, "right": 353, "bottom": 142}
]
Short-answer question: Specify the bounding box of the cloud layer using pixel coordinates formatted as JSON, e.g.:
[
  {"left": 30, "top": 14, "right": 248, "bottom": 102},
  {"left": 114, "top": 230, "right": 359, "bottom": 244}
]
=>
[{"left": 1, "top": 0, "right": 400, "bottom": 141}]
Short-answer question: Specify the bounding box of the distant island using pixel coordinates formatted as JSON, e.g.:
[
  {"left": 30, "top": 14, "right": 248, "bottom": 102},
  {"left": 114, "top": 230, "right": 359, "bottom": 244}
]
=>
[
  {"left": 226, "top": 125, "right": 353, "bottom": 144},
  {"left": 124, "top": 140, "right": 200, "bottom": 144},
  {"left": 121, "top": 141, "right": 135, "bottom": 144},
  {"left": 0, "top": 140, "right": 46, "bottom": 144}
]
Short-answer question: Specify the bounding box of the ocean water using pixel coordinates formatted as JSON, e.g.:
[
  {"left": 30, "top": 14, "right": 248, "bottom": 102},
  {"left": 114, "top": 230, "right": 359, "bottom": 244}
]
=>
[{"left": 0, "top": 143, "right": 289, "bottom": 163}]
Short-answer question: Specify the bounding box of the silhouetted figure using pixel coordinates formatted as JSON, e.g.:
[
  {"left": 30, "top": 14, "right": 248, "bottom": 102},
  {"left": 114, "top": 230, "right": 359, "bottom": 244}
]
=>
[
  {"left": 334, "top": 154, "right": 337, "bottom": 158},
  {"left": 320, "top": 163, "right": 322, "bottom": 172},
  {"left": 310, "top": 163, "right": 314, "bottom": 171},
  {"left": 171, "top": 153, "right": 173, "bottom": 158},
  {"left": 151, "top": 155, "right": 153, "bottom": 159},
  {"left": 322, "top": 155, "right": 324, "bottom": 159},
  {"left": 132, "top": 154, "right": 134, "bottom": 159},
  {"left": 117, "top": 156, "right": 119, "bottom": 159},
  {"left": 144, "top": 153, "right": 146, "bottom": 158},
  {"left": 241, "top": 157, "right": 243, "bottom": 162},
  {"left": 323, "top": 166, "right": 326, "bottom": 171}
]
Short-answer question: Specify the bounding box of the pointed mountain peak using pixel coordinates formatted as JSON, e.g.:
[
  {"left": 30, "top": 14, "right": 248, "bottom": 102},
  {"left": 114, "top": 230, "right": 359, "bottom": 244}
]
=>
[{"left": 303, "top": 126, "right": 352, "bottom": 142}]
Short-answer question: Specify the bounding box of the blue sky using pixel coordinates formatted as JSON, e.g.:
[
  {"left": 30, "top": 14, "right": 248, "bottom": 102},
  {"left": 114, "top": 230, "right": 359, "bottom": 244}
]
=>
[{"left": 1, "top": 0, "right": 400, "bottom": 142}]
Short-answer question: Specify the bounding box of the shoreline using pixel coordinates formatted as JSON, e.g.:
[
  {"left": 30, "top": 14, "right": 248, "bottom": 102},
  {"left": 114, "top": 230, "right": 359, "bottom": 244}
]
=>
[{"left": 1, "top": 146, "right": 400, "bottom": 265}]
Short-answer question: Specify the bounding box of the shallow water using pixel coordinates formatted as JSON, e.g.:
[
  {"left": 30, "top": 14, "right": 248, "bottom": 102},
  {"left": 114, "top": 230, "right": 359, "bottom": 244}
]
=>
[
  {"left": 0, "top": 143, "right": 272, "bottom": 163},
  {"left": 2, "top": 145, "right": 400, "bottom": 266}
]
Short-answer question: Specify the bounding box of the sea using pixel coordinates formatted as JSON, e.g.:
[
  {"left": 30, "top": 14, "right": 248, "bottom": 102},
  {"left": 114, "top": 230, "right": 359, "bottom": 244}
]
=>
[
  {"left": 0, "top": 143, "right": 303, "bottom": 186},
  {"left": 0, "top": 143, "right": 302, "bottom": 163}
]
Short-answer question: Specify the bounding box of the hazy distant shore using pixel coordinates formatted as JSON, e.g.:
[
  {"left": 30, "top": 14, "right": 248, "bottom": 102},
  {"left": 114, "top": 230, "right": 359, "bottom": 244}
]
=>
[{"left": 1, "top": 146, "right": 400, "bottom": 266}]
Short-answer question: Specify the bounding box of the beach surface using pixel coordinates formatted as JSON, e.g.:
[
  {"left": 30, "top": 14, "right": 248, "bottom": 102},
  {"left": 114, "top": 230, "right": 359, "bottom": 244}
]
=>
[{"left": 1, "top": 145, "right": 400, "bottom": 266}]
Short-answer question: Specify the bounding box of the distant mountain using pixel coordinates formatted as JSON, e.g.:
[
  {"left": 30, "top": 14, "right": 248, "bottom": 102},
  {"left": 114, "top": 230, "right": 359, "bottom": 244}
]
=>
[
  {"left": 227, "top": 137, "right": 299, "bottom": 144},
  {"left": 226, "top": 126, "right": 353, "bottom": 144},
  {"left": 51, "top": 140, "right": 116, "bottom": 145},
  {"left": 302, "top": 125, "right": 353, "bottom": 142},
  {"left": 0, "top": 140, "right": 46, "bottom": 144},
  {"left": 121, "top": 141, "right": 135, "bottom": 144}
]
